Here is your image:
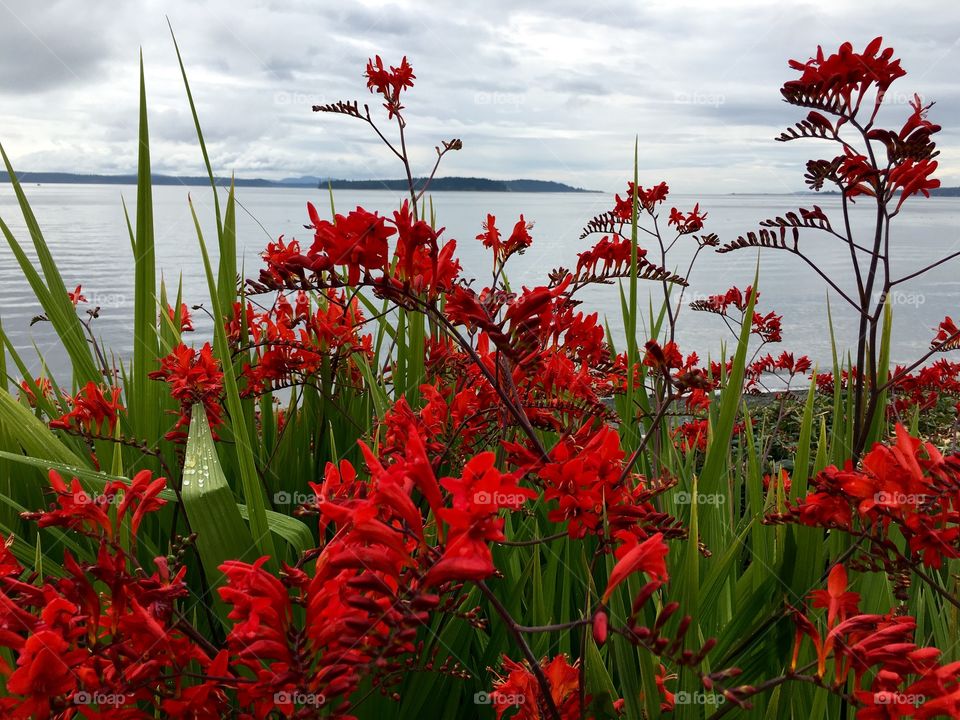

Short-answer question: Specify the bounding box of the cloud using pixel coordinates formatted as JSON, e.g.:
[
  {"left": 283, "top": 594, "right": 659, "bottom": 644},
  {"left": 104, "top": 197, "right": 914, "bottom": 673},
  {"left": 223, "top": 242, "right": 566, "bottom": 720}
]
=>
[
  {"left": 0, "top": 0, "right": 957, "bottom": 191},
  {"left": 0, "top": 0, "right": 119, "bottom": 93}
]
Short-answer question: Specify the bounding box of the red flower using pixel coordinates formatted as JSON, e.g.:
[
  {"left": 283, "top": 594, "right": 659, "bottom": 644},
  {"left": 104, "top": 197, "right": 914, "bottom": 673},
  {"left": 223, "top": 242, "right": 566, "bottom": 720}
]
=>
[
  {"left": 67, "top": 284, "right": 87, "bottom": 306},
  {"left": 888, "top": 157, "right": 940, "bottom": 212},
  {"left": 118, "top": 469, "right": 168, "bottom": 538},
  {"left": 5, "top": 630, "right": 82, "bottom": 718},
  {"left": 160, "top": 650, "right": 231, "bottom": 718},
  {"left": 643, "top": 339, "right": 682, "bottom": 371},
  {"left": 477, "top": 214, "right": 533, "bottom": 267},
  {"left": 477, "top": 214, "right": 501, "bottom": 252},
  {"left": 167, "top": 302, "right": 194, "bottom": 332},
  {"left": 602, "top": 532, "right": 669, "bottom": 601},
  {"left": 809, "top": 564, "right": 860, "bottom": 628},
  {"left": 308, "top": 204, "right": 395, "bottom": 286},
  {"left": 506, "top": 215, "right": 534, "bottom": 257},
  {"left": 17, "top": 377, "right": 53, "bottom": 407},
  {"left": 148, "top": 343, "right": 224, "bottom": 442},
  {"left": 933, "top": 316, "right": 960, "bottom": 351},
  {"left": 391, "top": 201, "right": 461, "bottom": 295},
  {"left": 424, "top": 452, "right": 535, "bottom": 587}
]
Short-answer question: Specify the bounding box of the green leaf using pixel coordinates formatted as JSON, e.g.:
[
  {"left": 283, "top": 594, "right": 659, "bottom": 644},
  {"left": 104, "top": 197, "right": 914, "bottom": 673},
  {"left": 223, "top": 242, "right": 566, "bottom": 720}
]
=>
[
  {"left": 0, "top": 390, "right": 86, "bottom": 466},
  {"left": 181, "top": 404, "right": 258, "bottom": 611},
  {"left": 188, "top": 194, "right": 277, "bottom": 566}
]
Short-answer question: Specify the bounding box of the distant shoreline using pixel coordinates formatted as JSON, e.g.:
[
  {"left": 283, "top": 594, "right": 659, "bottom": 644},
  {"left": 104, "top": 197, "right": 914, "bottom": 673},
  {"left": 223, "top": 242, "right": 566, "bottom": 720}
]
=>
[
  {"left": 3, "top": 172, "right": 958, "bottom": 197},
  {"left": 0, "top": 171, "right": 599, "bottom": 193},
  {"left": 322, "top": 177, "right": 600, "bottom": 193}
]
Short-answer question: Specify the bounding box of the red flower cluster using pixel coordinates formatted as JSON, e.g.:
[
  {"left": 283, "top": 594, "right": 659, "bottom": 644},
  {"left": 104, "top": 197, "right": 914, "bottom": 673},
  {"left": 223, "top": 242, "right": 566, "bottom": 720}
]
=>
[
  {"left": 790, "top": 564, "right": 960, "bottom": 717},
  {"left": 814, "top": 359, "right": 960, "bottom": 422},
  {"left": 691, "top": 285, "right": 756, "bottom": 315},
  {"left": 428, "top": 451, "right": 536, "bottom": 586},
  {"left": 237, "top": 290, "right": 373, "bottom": 396},
  {"left": 780, "top": 38, "right": 940, "bottom": 211},
  {"left": 746, "top": 351, "right": 812, "bottom": 392},
  {"left": 668, "top": 203, "right": 707, "bottom": 234},
  {"left": 691, "top": 285, "right": 784, "bottom": 344},
  {"left": 148, "top": 343, "right": 224, "bottom": 441},
  {"left": 0, "top": 471, "right": 226, "bottom": 719},
  {"left": 783, "top": 37, "right": 905, "bottom": 121},
  {"left": 24, "top": 468, "right": 165, "bottom": 540},
  {"left": 365, "top": 55, "right": 415, "bottom": 119},
  {"left": 574, "top": 235, "right": 640, "bottom": 279},
  {"left": 613, "top": 181, "right": 670, "bottom": 218},
  {"left": 17, "top": 376, "right": 53, "bottom": 407},
  {"left": 539, "top": 424, "right": 682, "bottom": 541},
  {"left": 491, "top": 654, "right": 593, "bottom": 720},
  {"left": 49, "top": 381, "right": 124, "bottom": 435},
  {"left": 477, "top": 213, "right": 533, "bottom": 268},
  {"left": 253, "top": 201, "right": 460, "bottom": 300},
  {"left": 767, "top": 424, "right": 960, "bottom": 570},
  {"left": 888, "top": 359, "right": 960, "bottom": 418}
]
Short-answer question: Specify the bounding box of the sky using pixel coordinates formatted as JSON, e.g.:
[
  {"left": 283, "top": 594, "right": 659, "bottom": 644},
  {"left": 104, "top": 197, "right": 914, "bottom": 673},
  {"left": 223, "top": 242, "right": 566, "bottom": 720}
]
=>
[{"left": 0, "top": 0, "right": 958, "bottom": 193}]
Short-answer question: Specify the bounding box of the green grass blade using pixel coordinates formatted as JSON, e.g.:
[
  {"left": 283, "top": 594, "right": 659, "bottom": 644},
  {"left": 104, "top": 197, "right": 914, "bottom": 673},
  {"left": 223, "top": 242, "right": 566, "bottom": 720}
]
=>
[
  {"left": 131, "top": 55, "right": 161, "bottom": 446},
  {"left": 168, "top": 20, "right": 223, "bottom": 242}
]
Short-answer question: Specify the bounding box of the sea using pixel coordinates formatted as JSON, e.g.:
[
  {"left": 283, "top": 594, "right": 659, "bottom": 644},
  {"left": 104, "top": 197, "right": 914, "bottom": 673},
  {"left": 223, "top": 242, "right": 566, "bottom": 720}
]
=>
[{"left": 1, "top": 183, "right": 958, "bottom": 382}]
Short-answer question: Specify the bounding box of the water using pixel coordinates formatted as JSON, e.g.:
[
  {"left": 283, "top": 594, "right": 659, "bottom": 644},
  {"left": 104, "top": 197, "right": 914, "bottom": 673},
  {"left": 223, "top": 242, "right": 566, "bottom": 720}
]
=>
[{"left": 1, "top": 183, "right": 958, "bottom": 382}]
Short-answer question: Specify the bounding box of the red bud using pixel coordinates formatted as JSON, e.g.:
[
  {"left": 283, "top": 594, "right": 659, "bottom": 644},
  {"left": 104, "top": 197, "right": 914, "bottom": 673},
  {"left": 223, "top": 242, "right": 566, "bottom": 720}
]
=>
[{"left": 593, "top": 610, "right": 609, "bottom": 646}]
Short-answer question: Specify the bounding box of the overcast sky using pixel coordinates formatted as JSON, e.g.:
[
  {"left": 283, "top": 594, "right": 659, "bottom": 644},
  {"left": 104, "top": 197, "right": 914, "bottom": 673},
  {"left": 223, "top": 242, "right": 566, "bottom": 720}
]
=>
[{"left": 1, "top": 0, "right": 958, "bottom": 193}]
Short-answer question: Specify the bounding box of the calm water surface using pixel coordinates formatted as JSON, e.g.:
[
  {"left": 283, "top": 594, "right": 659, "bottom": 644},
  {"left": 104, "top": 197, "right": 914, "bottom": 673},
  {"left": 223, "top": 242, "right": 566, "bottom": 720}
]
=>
[{"left": 1, "top": 183, "right": 958, "bottom": 380}]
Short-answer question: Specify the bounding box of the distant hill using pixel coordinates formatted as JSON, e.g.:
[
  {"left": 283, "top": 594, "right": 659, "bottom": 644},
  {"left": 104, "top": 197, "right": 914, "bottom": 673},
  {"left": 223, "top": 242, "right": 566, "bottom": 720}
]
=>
[
  {"left": 1, "top": 171, "right": 598, "bottom": 193},
  {"left": 323, "top": 177, "right": 599, "bottom": 193},
  {"left": 931, "top": 186, "right": 960, "bottom": 197}
]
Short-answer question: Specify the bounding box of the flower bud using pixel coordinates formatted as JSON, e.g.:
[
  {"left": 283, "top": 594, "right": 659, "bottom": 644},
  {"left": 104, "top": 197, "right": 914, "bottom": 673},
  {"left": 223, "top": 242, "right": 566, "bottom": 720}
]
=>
[{"left": 592, "top": 610, "right": 609, "bottom": 646}]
